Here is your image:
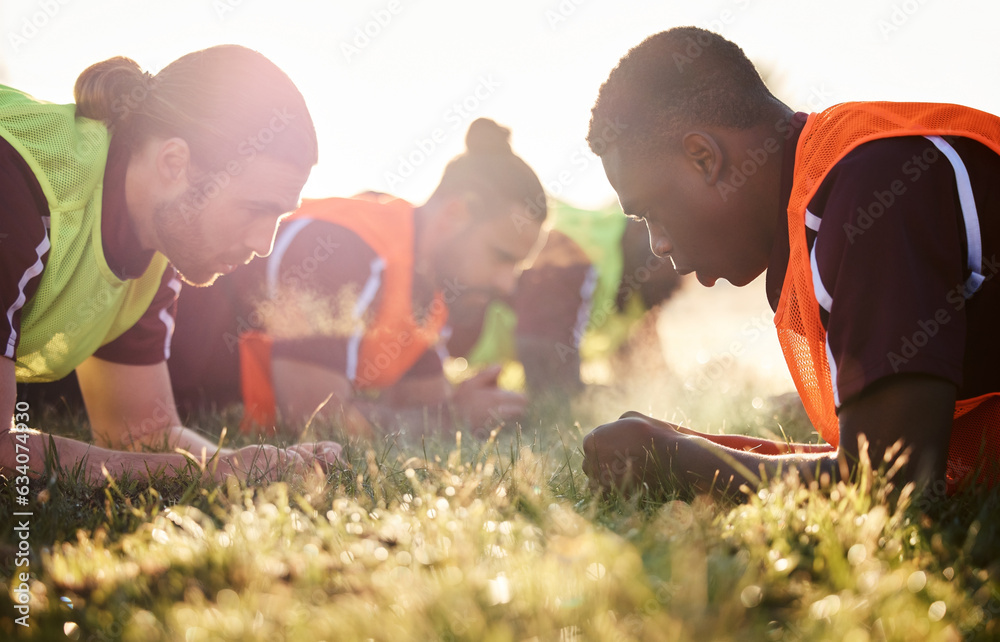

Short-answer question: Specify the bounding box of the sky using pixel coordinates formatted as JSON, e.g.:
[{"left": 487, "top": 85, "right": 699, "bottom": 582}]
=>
[{"left": 2, "top": 0, "right": 999, "bottom": 211}]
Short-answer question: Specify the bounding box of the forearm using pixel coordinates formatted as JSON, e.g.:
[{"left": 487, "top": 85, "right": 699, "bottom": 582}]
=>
[
  {"left": 675, "top": 435, "right": 840, "bottom": 496},
  {"left": 1, "top": 427, "right": 203, "bottom": 485},
  {"left": 673, "top": 426, "right": 834, "bottom": 455},
  {"left": 163, "top": 425, "right": 231, "bottom": 456},
  {"left": 518, "top": 335, "right": 583, "bottom": 396}
]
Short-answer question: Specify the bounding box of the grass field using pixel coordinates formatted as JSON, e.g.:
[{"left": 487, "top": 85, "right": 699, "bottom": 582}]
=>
[{"left": 3, "top": 280, "right": 1000, "bottom": 641}]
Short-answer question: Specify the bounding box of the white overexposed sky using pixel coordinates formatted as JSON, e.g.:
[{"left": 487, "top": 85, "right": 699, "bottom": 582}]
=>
[{"left": 2, "top": 0, "right": 999, "bottom": 210}]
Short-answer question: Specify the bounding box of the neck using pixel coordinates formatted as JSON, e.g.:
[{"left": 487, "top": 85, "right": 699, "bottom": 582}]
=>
[
  {"left": 411, "top": 203, "right": 435, "bottom": 281},
  {"left": 725, "top": 111, "right": 794, "bottom": 275}
]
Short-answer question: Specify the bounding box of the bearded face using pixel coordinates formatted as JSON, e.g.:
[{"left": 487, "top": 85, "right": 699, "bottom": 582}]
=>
[
  {"left": 152, "top": 184, "right": 220, "bottom": 286},
  {"left": 149, "top": 155, "right": 308, "bottom": 287}
]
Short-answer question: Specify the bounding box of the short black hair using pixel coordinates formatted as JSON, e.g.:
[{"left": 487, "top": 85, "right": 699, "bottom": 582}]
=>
[{"left": 587, "top": 28, "right": 779, "bottom": 159}]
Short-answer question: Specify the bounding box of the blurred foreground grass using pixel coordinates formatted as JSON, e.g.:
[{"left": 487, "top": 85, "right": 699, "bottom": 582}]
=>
[{"left": 2, "top": 375, "right": 1000, "bottom": 642}]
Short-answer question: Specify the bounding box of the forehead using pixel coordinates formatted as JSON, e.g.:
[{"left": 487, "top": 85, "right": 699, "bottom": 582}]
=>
[
  {"left": 482, "top": 203, "right": 543, "bottom": 252},
  {"left": 231, "top": 156, "right": 311, "bottom": 211},
  {"left": 601, "top": 145, "right": 661, "bottom": 215}
]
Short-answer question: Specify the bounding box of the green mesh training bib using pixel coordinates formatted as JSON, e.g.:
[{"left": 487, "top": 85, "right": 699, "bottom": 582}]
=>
[
  {"left": 2, "top": 86, "right": 169, "bottom": 382},
  {"left": 466, "top": 201, "right": 630, "bottom": 366}
]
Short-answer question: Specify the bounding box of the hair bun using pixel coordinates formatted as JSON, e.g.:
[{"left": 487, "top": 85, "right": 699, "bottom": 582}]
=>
[
  {"left": 465, "top": 118, "right": 512, "bottom": 154},
  {"left": 74, "top": 56, "right": 150, "bottom": 126}
]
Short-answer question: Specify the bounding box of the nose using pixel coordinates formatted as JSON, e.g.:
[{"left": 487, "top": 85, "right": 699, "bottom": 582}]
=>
[
  {"left": 246, "top": 215, "right": 281, "bottom": 258},
  {"left": 646, "top": 222, "right": 673, "bottom": 258}
]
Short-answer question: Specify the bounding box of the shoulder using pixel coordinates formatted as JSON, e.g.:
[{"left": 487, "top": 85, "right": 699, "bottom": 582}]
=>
[
  {"left": 817, "top": 136, "right": 946, "bottom": 197},
  {"left": 268, "top": 218, "right": 381, "bottom": 296},
  {"left": 529, "top": 229, "right": 590, "bottom": 269}
]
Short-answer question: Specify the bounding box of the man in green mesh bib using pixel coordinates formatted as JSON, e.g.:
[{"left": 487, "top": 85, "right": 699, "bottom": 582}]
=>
[{"left": 0, "top": 46, "right": 340, "bottom": 483}]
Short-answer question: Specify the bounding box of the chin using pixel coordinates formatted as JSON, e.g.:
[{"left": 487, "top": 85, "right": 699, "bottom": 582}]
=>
[{"left": 176, "top": 268, "right": 219, "bottom": 288}]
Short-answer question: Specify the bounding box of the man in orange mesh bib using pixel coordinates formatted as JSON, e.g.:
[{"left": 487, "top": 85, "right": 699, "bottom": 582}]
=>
[{"left": 581, "top": 27, "right": 1000, "bottom": 497}]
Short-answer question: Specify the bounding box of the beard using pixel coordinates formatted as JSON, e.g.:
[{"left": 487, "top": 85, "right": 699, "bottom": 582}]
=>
[
  {"left": 440, "top": 286, "right": 496, "bottom": 327},
  {"left": 152, "top": 187, "right": 226, "bottom": 287}
]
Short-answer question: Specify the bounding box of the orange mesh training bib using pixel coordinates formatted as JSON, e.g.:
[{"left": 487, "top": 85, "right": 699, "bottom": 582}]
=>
[
  {"left": 240, "top": 197, "right": 448, "bottom": 430},
  {"left": 776, "top": 101, "right": 1000, "bottom": 487}
]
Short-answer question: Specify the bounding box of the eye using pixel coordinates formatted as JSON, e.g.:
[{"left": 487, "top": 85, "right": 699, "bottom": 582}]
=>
[{"left": 494, "top": 248, "right": 518, "bottom": 264}]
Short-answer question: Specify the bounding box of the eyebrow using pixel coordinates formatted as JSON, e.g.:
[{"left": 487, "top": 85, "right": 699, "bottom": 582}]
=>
[{"left": 493, "top": 246, "right": 520, "bottom": 263}]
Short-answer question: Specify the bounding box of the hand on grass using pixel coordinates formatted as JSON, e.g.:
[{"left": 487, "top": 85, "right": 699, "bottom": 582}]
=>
[
  {"left": 452, "top": 365, "right": 527, "bottom": 435},
  {"left": 582, "top": 411, "right": 684, "bottom": 496},
  {"left": 214, "top": 444, "right": 307, "bottom": 482},
  {"left": 287, "top": 441, "right": 344, "bottom": 472}
]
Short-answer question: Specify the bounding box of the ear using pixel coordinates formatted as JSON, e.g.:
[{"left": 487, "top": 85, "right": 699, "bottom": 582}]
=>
[
  {"left": 680, "top": 131, "right": 724, "bottom": 185},
  {"left": 154, "top": 137, "right": 192, "bottom": 189}
]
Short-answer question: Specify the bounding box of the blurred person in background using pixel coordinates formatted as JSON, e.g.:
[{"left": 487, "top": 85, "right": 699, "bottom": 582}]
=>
[
  {"left": 447, "top": 200, "right": 683, "bottom": 401},
  {"left": 169, "top": 118, "right": 547, "bottom": 438},
  {"left": 2, "top": 46, "right": 340, "bottom": 484}
]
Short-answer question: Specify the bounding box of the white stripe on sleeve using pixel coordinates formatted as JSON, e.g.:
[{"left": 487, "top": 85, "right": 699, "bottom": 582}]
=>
[
  {"left": 4, "top": 231, "right": 50, "bottom": 359},
  {"left": 805, "top": 209, "right": 822, "bottom": 232},
  {"left": 809, "top": 244, "right": 833, "bottom": 313},
  {"left": 346, "top": 257, "right": 386, "bottom": 382},
  {"left": 267, "top": 218, "right": 313, "bottom": 299},
  {"left": 572, "top": 265, "right": 599, "bottom": 347},
  {"left": 924, "top": 135, "right": 985, "bottom": 296},
  {"left": 159, "top": 273, "right": 182, "bottom": 360}
]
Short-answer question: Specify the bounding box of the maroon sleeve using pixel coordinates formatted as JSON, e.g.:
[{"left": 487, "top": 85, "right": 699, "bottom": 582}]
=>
[
  {"left": 93, "top": 266, "right": 182, "bottom": 365},
  {"left": 269, "top": 220, "right": 382, "bottom": 377},
  {"left": 515, "top": 228, "right": 595, "bottom": 349},
  {"left": 396, "top": 344, "right": 445, "bottom": 380},
  {"left": 515, "top": 263, "right": 595, "bottom": 348},
  {"left": 0, "top": 136, "right": 51, "bottom": 361},
  {"left": 809, "top": 136, "right": 974, "bottom": 406},
  {"left": 270, "top": 220, "right": 446, "bottom": 382}
]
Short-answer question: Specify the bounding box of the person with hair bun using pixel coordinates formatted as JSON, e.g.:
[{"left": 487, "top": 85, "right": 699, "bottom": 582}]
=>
[
  {"left": 167, "top": 118, "right": 547, "bottom": 437},
  {"left": 1, "top": 46, "right": 341, "bottom": 484}
]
